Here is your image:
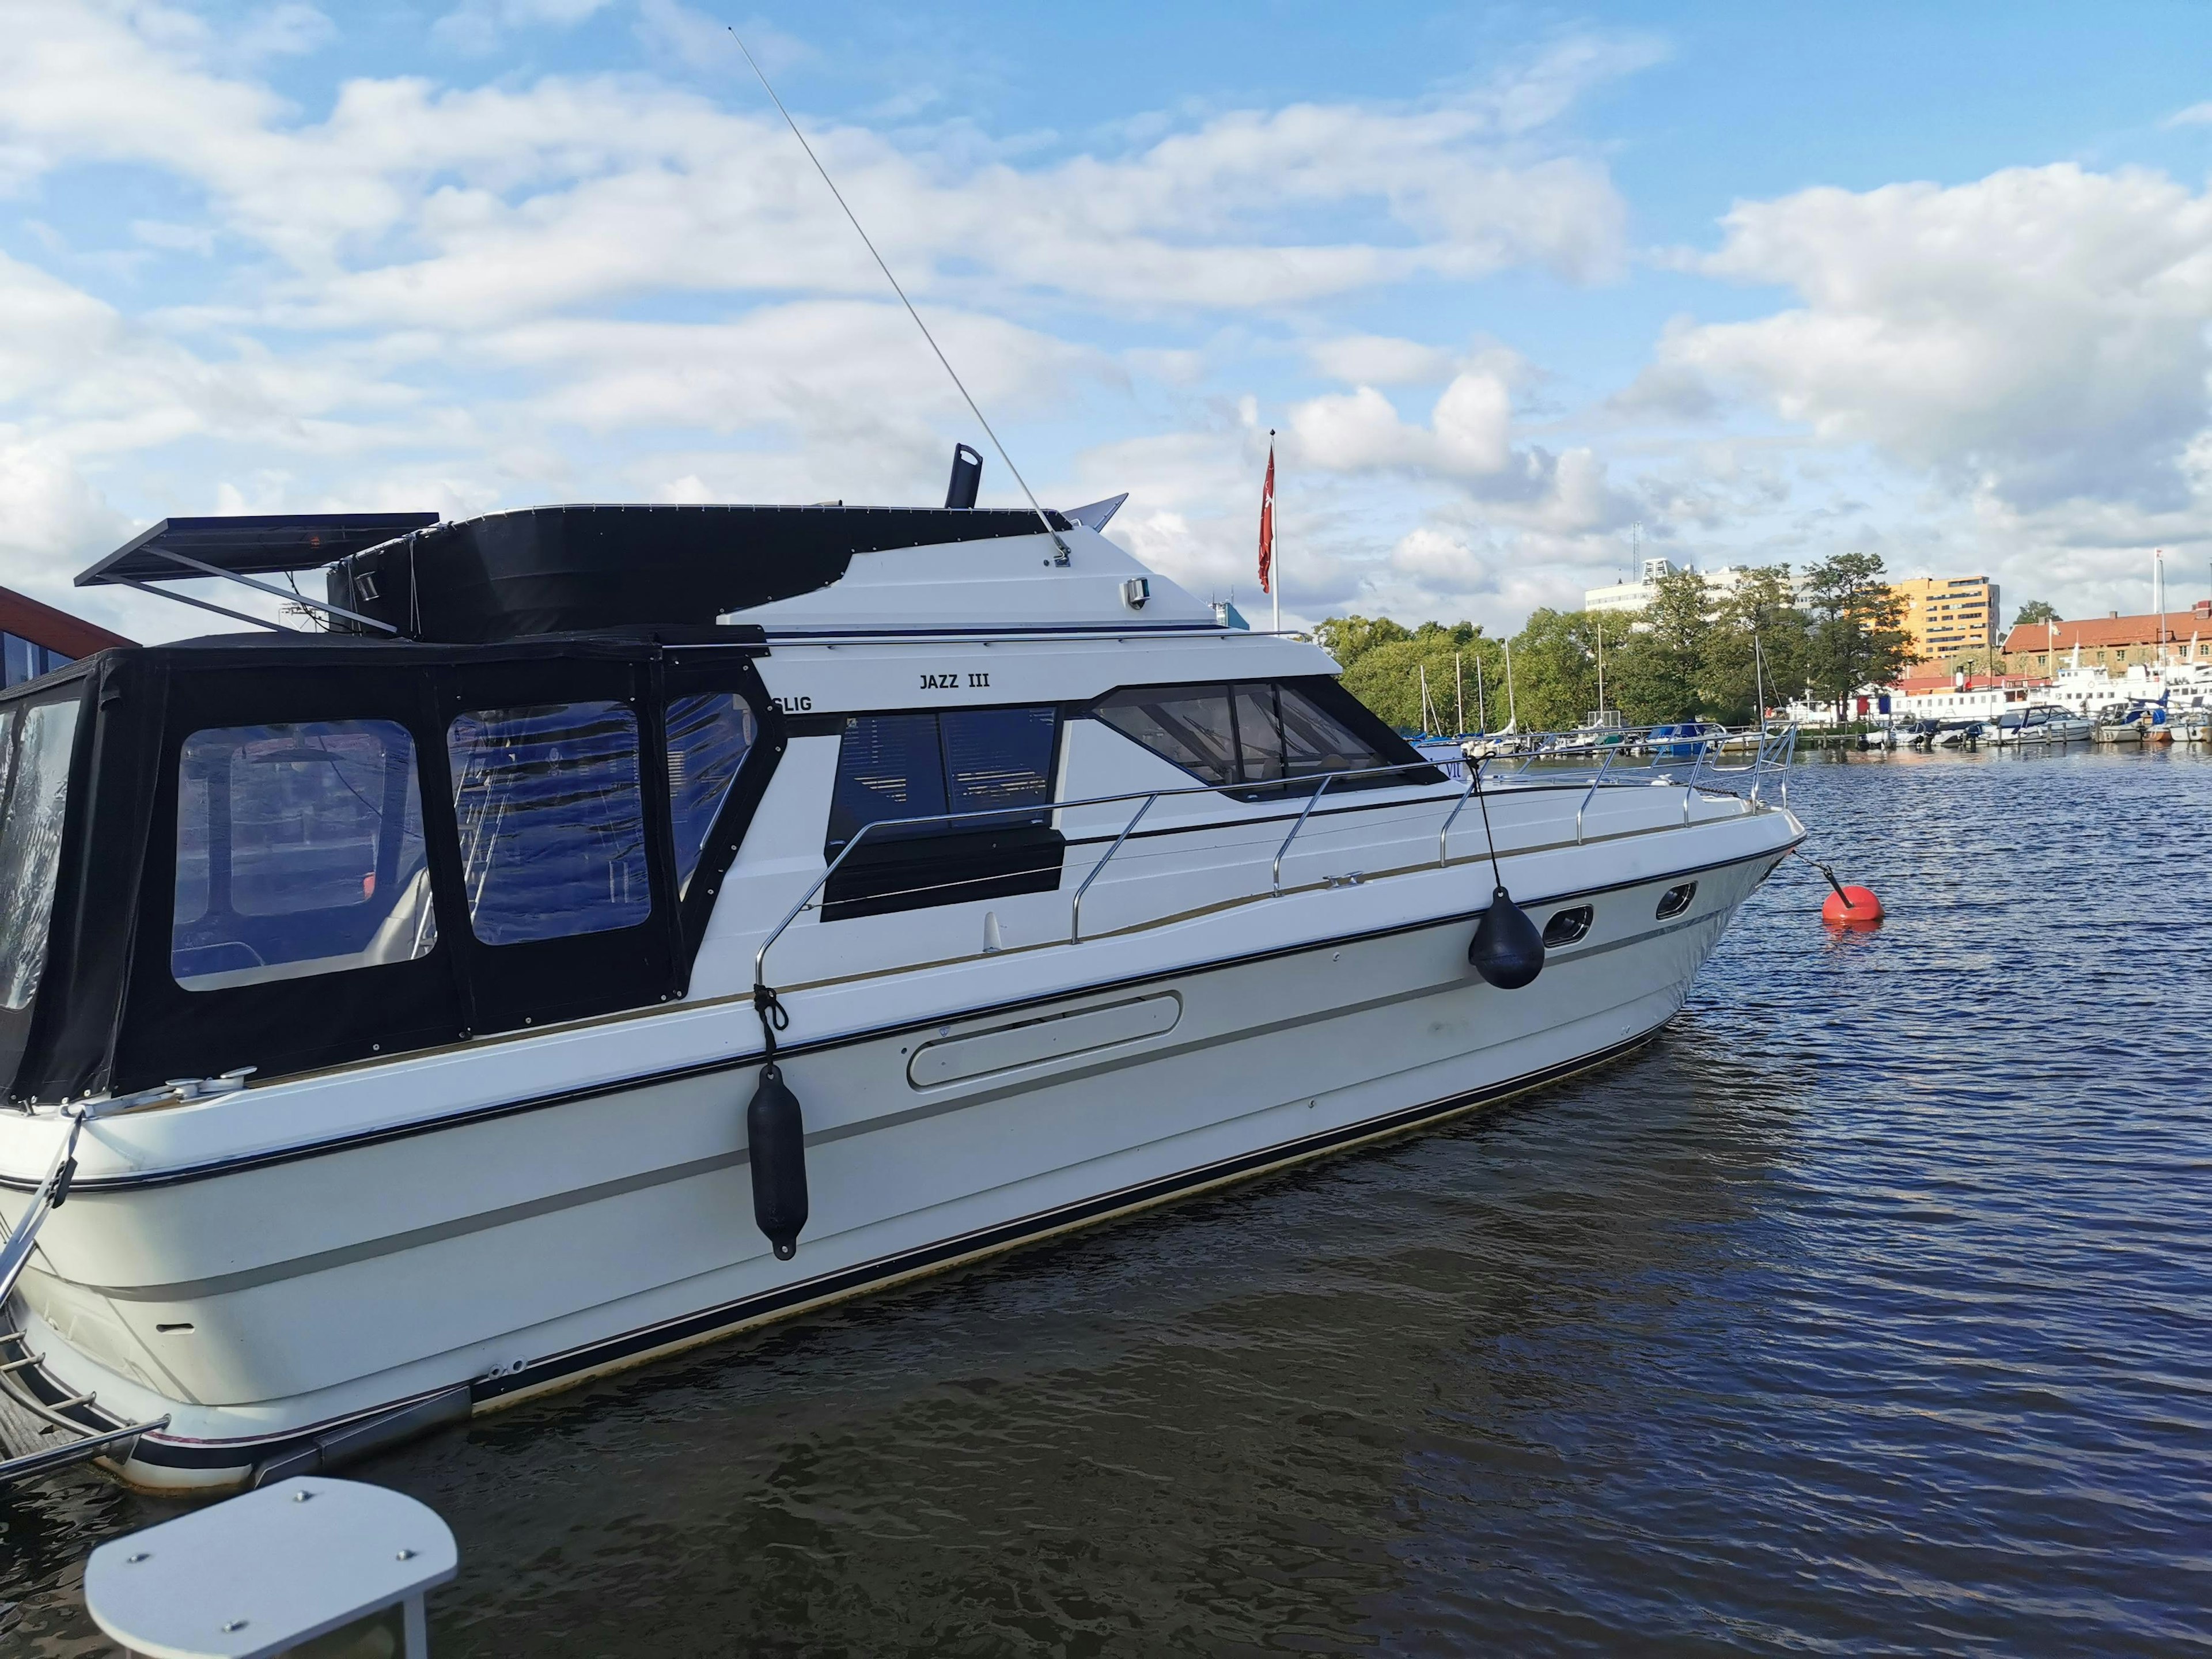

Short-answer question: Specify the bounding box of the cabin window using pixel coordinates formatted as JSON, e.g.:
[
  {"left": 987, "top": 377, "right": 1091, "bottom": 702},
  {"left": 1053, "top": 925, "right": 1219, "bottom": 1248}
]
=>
[
  {"left": 448, "top": 702, "right": 650, "bottom": 945},
  {"left": 1093, "top": 678, "right": 1440, "bottom": 797},
  {"left": 1656, "top": 882, "right": 1696, "bottom": 920},
  {"left": 171, "top": 721, "right": 437, "bottom": 991},
  {"left": 824, "top": 707, "right": 1063, "bottom": 918},
  {"left": 0, "top": 699, "right": 81, "bottom": 1010},
  {"left": 1543, "top": 905, "right": 1594, "bottom": 946},
  {"left": 666, "top": 692, "right": 757, "bottom": 896},
  {"left": 828, "top": 707, "right": 1057, "bottom": 850}
]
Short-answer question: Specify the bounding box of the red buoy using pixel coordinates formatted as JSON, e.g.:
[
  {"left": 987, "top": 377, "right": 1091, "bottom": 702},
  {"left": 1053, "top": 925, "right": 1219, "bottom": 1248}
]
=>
[{"left": 1821, "top": 885, "right": 1884, "bottom": 929}]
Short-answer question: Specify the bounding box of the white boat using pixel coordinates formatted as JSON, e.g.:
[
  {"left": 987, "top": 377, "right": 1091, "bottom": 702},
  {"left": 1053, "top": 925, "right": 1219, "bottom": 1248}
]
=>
[
  {"left": 1990, "top": 703, "right": 2096, "bottom": 746},
  {"left": 0, "top": 489, "right": 1804, "bottom": 1494}
]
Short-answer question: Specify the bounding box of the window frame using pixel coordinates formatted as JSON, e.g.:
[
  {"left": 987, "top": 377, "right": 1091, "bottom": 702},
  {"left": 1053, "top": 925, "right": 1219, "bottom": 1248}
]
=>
[{"left": 0, "top": 672, "right": 91, "bottom": 1099}]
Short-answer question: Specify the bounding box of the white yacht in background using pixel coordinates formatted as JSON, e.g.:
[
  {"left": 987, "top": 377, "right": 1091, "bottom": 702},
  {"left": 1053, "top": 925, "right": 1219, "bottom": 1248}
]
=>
[
  {"left": 1990, "top": 703, "right": 2096, "bottom": 746},
  {"left": 0, "top": 475, "right": 1803, "bottom": 1494}
]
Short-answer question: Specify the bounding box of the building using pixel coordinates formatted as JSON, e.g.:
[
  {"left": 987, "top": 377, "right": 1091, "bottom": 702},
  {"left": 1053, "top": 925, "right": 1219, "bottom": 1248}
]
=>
[
  {"left": 1999, "top": 601, "right": 2212, "bottom": 673},
  {"left": 1, "top": 584, "right": 134, "bottom": 689},
  {"left": 1891, "top": 574, "right": 1999, "bottom": 664},
  {"left": 1584, "top": 558, "right": 1756, "bottom": 615}
]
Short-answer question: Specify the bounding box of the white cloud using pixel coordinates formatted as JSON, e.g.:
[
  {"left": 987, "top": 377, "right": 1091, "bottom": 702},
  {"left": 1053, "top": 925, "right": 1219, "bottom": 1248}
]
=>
[
  {"left": 1305, "top": 335, "right": 1459, "bottom": 385},
  {"left": 1650, "top": 165, "right": 2212, "bottom": 515},
  {"left": 433, "top": 0, "right": 613, "bottom": 55},
  {"left": 2164, "top": 101, "right": 2212, "bottom": 127}
]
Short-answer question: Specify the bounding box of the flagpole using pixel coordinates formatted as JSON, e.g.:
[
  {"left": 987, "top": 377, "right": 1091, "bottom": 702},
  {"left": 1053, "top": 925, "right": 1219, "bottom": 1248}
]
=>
[{"left": 1271, "top": 430, "right": 1281, "bottom": 635}]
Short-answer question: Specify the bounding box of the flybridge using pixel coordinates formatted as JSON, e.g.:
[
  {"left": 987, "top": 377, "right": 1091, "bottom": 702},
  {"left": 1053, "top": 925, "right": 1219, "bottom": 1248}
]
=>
[{"left": 76, "top": 500, "right": 1130, "bottom": 645}]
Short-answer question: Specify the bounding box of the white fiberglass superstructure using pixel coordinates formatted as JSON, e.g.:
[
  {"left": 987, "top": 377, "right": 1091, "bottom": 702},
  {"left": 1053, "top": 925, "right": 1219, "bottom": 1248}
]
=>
[{"left": 0, "top": 496, "right": 1803, "bottom": 1493}]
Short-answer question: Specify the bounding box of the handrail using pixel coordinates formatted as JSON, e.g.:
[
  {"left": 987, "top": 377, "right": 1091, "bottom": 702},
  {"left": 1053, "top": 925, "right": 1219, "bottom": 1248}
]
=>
[
  {"left": 1070, "top": 793, "right": 1155, "bottom": 943},
  {"left": 1574, "top": 746, "right": 1617, "bottom": 843},
  {"left": 1271, "top": 774, "right": 1333, "bottom": 895},
  {"left": 1434, "top": 767, "right": 1482, "bottom": 867},
  {"left": 749, "top": 724, "right": 1799, "bottom": 999},
  {"left": 755, "top": 759, "right": 1442, "bottom": 991}
]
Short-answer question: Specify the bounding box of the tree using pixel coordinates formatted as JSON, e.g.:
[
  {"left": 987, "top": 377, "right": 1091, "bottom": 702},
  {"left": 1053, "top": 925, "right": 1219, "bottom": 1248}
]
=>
[
  {"left": 2013, "top": 599, "right": 2059, "bottom": 627},
  {"left": 1506, "top": 608, "right": 1609, "bottom": 731},
  {"left": 1611, "top": 567, "right": 1710, "bottom": 724},
  {"left": 1802, "top": 552, "right": 1911, "bottom": 721},
  {"left": 1338, "top": 627, "right": 1504, "bottom": 732},
  {"left": 1701, "top": 565, "right": 1809, "bottom": 723},
  {"left": 1312, "top": 615, "right": 1412, "bottom": 672}
]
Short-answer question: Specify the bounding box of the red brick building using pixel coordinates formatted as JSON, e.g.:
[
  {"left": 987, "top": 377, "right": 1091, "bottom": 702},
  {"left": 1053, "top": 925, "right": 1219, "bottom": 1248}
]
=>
[{"left": 2000, "top": 601, "right": 2212, "bottom": 673}]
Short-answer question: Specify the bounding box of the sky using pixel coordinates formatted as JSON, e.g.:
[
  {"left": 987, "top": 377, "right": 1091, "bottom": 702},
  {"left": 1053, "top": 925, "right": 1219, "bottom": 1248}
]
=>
[{"left": 5, "top": 0, "right": 2212, "bottom": 643}]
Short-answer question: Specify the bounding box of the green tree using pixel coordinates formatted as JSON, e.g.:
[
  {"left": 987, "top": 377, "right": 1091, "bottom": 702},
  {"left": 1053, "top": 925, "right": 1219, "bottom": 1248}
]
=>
[
  {"left": 1505, "top": 608, "right": 1612, "bottom": 731},
  {"left": 1339, "top": 628, "right": 1504, "bottom": 733},
  {"left": 1611, "top": 567, "right": 1710, "bottom": 724},
  {"left": 1700, "top": 565, "right": 1809, "bottom": 723},
  {"left": 1802, "top": 552, "right": 1911, "bottom": 720},
  {"left": 2013, "top": 599, "right": 2059, "bottom": 627},
  {"left": 1312, "top": 614, "right": 1412, "bottom": 673}
]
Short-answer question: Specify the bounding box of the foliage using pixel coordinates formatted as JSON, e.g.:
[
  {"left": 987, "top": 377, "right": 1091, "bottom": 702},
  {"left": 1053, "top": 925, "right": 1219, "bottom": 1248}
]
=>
[
  {"left": 2013, "top": 599, "right": 2060, "bottom": 627},
  {"left": 1314, "top": 557, "right": 1848, "bottom": 733},
  {"left": 1311, "top": 615, "right": 1411, "bottom": 672},
  {"left": 1801, "top": 552, "right": 1912, "bottom": 719},
  {"left": 1339, "top": 630, "right": 1504, "bottom": 733},
  {"left": 1702, "top": 566, "right": 1808, "bottom": 724}
]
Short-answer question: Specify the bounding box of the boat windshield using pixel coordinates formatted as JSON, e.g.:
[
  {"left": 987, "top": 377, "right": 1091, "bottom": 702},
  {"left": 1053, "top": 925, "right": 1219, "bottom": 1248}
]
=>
[{"left": 0, "top": 697, "right": 82, "bottom": 1011}]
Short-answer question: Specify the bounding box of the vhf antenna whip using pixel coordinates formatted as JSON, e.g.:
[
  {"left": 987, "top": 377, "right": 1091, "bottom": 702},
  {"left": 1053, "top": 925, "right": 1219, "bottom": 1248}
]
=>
[{"left": 729, "top": 28, "right": 1071, "bottom": 565}]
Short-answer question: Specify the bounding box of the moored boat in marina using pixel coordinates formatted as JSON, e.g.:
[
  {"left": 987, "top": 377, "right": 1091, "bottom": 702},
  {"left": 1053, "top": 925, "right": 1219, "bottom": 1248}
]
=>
[{"left": 0, "top": 493, "right": 1804, "bottom": 1495}]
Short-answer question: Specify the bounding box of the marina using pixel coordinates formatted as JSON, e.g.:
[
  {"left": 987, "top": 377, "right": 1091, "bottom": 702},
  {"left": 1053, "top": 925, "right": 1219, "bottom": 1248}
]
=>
[{"left": 3, "top": 745, "right": 2205, "bottom": 1651}]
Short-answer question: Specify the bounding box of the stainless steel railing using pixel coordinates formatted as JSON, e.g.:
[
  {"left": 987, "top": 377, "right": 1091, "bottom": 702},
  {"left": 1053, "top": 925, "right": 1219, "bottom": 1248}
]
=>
[{"left": 752, "top": 722, "right": 1796, "bottom": 991}]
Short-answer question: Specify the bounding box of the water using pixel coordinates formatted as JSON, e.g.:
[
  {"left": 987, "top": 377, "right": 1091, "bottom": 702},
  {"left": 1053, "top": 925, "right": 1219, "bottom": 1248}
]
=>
[{"left": 6, "top": 748, "right": 2210, "bottom": 1655}]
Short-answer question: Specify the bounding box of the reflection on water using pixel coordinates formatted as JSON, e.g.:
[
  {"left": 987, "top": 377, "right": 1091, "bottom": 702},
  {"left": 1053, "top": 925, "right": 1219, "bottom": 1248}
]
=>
[{"left": 5, "top": 749, "right": 2210, "bottom": 1654}]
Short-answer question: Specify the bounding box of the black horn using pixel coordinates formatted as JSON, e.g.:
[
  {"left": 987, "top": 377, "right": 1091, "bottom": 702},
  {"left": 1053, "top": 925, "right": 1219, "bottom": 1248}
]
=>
[{"left": 944, "top": 442, "right": 982, "bottom": 509}]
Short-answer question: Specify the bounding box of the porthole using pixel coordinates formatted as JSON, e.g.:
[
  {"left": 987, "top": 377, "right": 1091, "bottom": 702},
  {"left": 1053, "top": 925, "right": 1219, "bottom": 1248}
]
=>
[
  {"left": 1656, "top": 882, "right": 1697, "bottom": 920},
  {"left": 1542, "top": 906, "right": 1593, "bottom": 946}
]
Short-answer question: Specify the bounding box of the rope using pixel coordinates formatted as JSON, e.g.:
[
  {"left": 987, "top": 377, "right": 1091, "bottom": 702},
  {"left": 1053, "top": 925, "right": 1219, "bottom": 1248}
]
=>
[
  {"left": 752, "top": 981, "right": 791, "bottom": 1064},
  {"left": 1471, "top": 759, "right": 1506, "bottom": 889}
]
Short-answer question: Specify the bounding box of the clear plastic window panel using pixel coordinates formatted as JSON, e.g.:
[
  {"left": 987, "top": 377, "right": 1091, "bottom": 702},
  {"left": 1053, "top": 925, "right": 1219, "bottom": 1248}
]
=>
[
  {"left": 171, "top": 721, "right": 437, "bottom": 991},
  {"left": 1092, "top": 685, "right": 1238, "bottom": 786},
  {"left": 1232, "top": 683, "right": 1287, "bottom": 783},
  {"left": 941, "top": 707, "right": 1056, "bottom": 823},
  {"left": 0, "top": 700, "right": 81, "bottom": 1010},
  {"left": 448, "top": 702, "right": 651, "bottom": 946},
  {"left": 665, "top": 692, "right": 757, "bottom": 895},
  {"left": 1272, "top": 683, "right": 1392, "bottom": 779},
  {"left": 828, "top": 713, "right": 949, "bottom": 849}
]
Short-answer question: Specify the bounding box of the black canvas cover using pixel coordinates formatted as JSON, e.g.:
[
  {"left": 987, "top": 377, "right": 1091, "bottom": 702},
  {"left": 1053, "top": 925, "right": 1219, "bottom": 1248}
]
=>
[
  {"left": 329, "top": 503, "right": 1070, "bottom": 642},
  {"left": 5, "top": 630, "right": 785, "bottom": 1104}
]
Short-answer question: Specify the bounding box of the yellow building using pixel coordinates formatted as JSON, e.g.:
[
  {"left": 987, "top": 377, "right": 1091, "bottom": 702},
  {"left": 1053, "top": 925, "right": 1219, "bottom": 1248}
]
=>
[{"left": 1892, "top": 575, "right": 1999, "bottom": 664}]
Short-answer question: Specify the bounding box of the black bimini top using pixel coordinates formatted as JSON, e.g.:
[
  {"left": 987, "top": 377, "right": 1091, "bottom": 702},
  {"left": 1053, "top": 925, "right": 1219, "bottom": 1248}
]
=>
[{"left": 78, "top": 503, "right": 1070, "bottom": 644}]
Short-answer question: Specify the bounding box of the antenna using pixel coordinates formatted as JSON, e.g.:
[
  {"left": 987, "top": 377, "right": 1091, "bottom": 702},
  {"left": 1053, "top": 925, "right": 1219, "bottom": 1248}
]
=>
[{"left": 729, "top": 29, "right": 1071, "bottom": 564}]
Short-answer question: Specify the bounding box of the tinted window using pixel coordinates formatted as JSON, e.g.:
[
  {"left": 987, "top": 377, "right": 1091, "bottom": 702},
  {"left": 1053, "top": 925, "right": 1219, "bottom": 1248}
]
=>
[
  {"left": 942, "top": 706, "right": 1057, "bottom": 817},
  {"left": 171, "top": 720, "right": 436, "bottom": 991},
  {"left": 0, "top": 700, "right": 81, "bottom": 1009},
  {"left": 1092, "top": 685, "right": 1237, "bottom": 786},
  {"left": 827, "top": 707, "right": 1060, "bottom": 851},
  {"left": 666, "top": 692, "right": 757, "bottom": 895},
  {"left": 1094, "top": 678, "right": 1437, "bottom": 795},
  {"left": 829, "top": 712, "right": 949, "bottom": 849},
  {"left": 449, "top": 702, "right": 649, "bottom": 945}
]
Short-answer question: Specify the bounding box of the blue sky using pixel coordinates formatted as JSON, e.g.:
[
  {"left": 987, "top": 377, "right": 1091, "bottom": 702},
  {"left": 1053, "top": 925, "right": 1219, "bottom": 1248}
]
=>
[{"left": 5, "top": 0, "right": 2211, "bottom": 641}]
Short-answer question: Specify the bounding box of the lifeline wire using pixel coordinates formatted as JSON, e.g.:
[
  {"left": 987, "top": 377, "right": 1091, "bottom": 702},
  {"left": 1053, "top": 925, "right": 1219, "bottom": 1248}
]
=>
[{"left": 729, "top": 29, "right": 1072, "bottom": 563}]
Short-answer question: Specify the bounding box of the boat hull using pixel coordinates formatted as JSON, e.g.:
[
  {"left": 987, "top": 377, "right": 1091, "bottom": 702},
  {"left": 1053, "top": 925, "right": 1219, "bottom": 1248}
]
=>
[{"left": 3, "top": 833, "right": 1791, "bottom": 1493}]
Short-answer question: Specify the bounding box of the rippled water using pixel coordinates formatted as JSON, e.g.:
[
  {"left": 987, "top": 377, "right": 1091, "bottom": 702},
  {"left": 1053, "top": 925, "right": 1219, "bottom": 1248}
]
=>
[{"left": 6, "top": 748, "right": 2211, "bottom": 1656}]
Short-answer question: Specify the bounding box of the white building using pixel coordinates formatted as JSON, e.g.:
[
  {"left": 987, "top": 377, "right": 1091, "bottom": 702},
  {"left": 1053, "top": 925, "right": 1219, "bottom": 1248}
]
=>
[{"left": 1585, "top": 558, "right": 1755, "bottom": 616}]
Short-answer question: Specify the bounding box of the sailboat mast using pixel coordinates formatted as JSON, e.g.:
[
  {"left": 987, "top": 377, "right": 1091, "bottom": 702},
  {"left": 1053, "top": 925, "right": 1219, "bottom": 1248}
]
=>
[{"left": 1455, "top": 653, "right": 1464, "bottom": 735}]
